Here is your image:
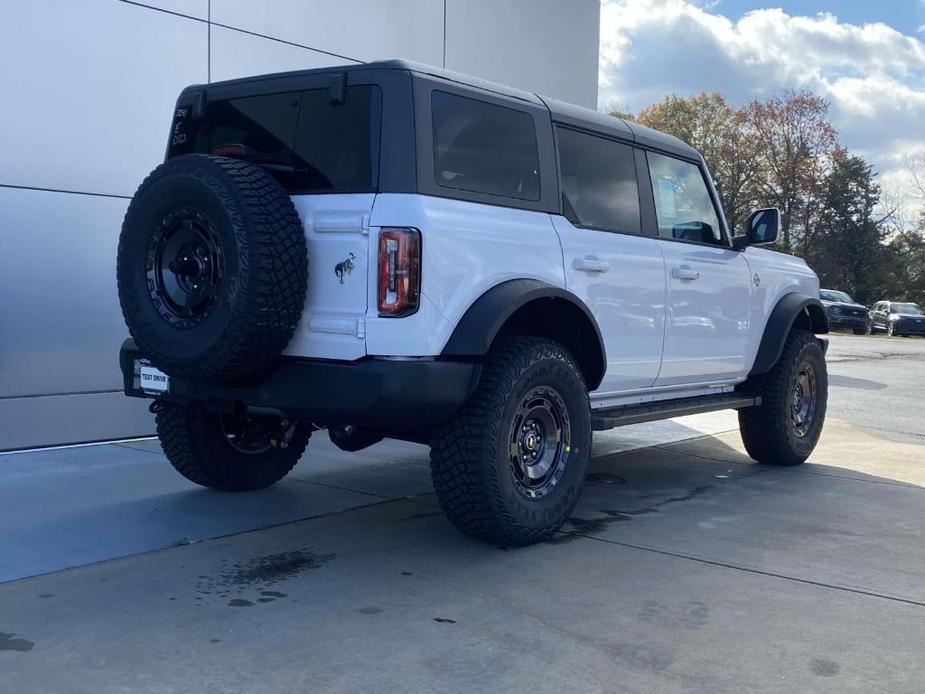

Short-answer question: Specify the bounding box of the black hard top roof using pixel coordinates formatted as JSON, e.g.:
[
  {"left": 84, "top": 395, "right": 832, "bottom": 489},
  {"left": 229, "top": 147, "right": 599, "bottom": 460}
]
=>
[{"left": 199, "top": 59, "right": 701, "bottom": 161}]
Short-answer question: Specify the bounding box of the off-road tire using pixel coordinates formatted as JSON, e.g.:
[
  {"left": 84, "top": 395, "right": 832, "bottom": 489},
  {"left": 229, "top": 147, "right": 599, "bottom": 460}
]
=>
[
  {"left": 117, "top": 154, "right": 307, "bottom": 384},
  {"left": 155, "top": 403, "right": 310, "bottom": 491},
  {"left": 429, "top": 337, "right": 592, "bottom": 546},
  {"left": 738, "top": 329, "right": 827, "bottom": 466},
  {"left": 852, "top": 328, "right": 865, "bottom": 335}
]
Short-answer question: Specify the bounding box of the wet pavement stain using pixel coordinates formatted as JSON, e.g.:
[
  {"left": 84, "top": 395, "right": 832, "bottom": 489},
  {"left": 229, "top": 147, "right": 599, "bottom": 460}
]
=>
[
  {"left": 809, "top": 658, "right": 840, "bottom": 677},
  {"left": 37, "top": 594, "right": 54, "bottom": 599},
  {"left": 585, "top": 472, "right": 627, "bottom": 485},
  {"left": 229, "top": 550, "right": 336, "bottom": 587},
  {"left": 433, "top": 617, "right": 456, "bottom": 624},
  {"left": 602, "top": 507, "right": 658, "bottom": 517},
  {"left": 196, "top": 548, "right": 335, "bottom": 608},
  {"left": 401, "top": 511, "right": 445, "bottom": 522},
  {"left": 400, "top": 571, "right": 413, "bottom": 576},
  {"left": 549, "top": 484, "right": 717, "bottom": 543},
  {"left": 0, "top": 632, "right": 34, "bottom": 652},
  {"left": 358, "top": 606, "right": 382, "bottom": 615}
]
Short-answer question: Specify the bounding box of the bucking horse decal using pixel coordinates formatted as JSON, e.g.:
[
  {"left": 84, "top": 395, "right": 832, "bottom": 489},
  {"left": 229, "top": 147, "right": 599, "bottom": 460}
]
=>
[{"left": 335, "top": 252, "right": 357, "bottom": 284}]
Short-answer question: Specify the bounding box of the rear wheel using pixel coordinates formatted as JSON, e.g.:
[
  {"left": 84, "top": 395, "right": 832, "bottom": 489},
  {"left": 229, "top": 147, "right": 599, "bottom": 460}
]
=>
[
  {"left": 155, "top": 404, "right": 311, "bottom": 491},
  {"left": 852, "top": 327, "right": 865, "bottom": 335},
  {"left": 429, "top": 337, "right": 591, "bottom": 546},
  {"left": 738, "top": 329, "right": 827, "bottom": 466}
]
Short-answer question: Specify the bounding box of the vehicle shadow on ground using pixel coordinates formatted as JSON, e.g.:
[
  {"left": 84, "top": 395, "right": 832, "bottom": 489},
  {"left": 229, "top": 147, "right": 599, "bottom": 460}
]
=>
[
  {"left": 555, "top": 423, "right": 924, "bottom": 551},
  {"left": 828, "top": 374, "right": 887, "bottom": 390}
]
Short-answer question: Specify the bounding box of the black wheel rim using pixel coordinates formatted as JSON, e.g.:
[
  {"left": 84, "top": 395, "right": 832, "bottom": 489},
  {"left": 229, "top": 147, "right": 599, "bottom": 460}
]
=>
[
  {"left": 218, "top": 413, "right": 275, "bottom": 455},
  {"left": 146, "top": 207, "right": 223, "bottom": 328},
  {"left": 790, "top": 362, "right": 818, "bottom": 438},
  {"left": 508, "top": 386, "right": 571, "bottom": 499}
]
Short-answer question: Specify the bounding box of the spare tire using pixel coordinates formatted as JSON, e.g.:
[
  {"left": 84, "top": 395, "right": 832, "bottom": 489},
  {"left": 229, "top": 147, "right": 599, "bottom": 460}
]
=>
[{"left": 117, "top": 154, "right": 307, "bottom": 384}]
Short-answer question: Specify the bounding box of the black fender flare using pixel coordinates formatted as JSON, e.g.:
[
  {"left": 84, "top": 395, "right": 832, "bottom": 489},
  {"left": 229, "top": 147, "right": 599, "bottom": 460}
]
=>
[
  {"left": 441, "top": 279, "right": 607, "bottom": 390},
  {"left": 750, "top": 293, "right": 829, "bottom": 376}
]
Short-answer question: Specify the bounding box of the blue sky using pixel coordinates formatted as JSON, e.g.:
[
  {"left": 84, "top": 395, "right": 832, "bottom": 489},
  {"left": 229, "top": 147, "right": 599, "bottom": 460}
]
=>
[
  {"left": 709, "top": 0, "right": 925, "bottom": 35},
  {"left": 599, "top": 0, "right": 925, "bottom": 209}
]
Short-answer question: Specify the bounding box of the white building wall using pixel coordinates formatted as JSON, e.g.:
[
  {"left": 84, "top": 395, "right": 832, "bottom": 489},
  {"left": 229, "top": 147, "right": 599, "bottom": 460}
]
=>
[{"left": 0, "top": 0, "right": 600, "bottom": 450}]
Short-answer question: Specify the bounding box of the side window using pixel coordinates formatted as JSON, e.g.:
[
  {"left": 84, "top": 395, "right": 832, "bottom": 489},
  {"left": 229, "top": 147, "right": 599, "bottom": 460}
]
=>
[
  {"left": 647, "top": 151, "right": 725, "bottom": 245},
  {"left": 555, "top": 126, "right": 640, "bottom": 234},
  {"left": 431, "top": 90, "right": 540, "bottom": 201}
]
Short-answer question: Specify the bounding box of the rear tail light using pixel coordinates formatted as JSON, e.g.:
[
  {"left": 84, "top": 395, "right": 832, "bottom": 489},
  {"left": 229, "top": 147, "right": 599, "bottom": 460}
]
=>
[{"left": 378, "top": 228, "right": 421, "bottom": 317}]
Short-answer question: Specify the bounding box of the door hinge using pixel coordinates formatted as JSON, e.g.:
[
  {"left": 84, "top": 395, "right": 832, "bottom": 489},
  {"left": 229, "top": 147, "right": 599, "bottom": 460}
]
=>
[
  {"left": 355, "top": 318, "right": 367, "bottom": 339},
  {"left": 362, "top": 214, "right": 370, "bottom": 235}
]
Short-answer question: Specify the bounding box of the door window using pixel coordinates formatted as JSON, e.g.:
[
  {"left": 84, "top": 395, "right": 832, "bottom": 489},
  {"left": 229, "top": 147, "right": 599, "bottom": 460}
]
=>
[
  {"left": 647, "top": 152, "right": 725, "bottom": 246},
  {"left": 555, "top": 127, "right": 640, "bottom": 234}
]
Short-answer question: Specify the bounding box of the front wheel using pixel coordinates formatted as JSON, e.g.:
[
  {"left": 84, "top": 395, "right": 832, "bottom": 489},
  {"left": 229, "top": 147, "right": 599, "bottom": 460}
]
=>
[
  {"left": 852, "top": 327, "right": 865, "bottom": 335},
  {"left": 429, "top": 337, "right": 592, "bottom": 546},
  {"left": 155, "top": 404, "right": 311, "bottom": 491},
  {"left": 738, "top": 329, "right": 827, "bottom": 466}
]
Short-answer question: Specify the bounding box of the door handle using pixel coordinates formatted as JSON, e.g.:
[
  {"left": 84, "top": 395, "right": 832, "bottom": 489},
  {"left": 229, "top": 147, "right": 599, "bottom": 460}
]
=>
[
  {"left": 573, "top": 256, "right": 610, "bottom": 273},
  {"left": 671, "top": 265, "right": 700, "bottom": 281}
]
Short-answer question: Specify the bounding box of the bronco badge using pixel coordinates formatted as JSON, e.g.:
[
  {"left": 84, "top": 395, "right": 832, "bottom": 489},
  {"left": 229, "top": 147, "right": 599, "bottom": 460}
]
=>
[{"left": 335, "top": 252, "right": 356, "bottom": 284}]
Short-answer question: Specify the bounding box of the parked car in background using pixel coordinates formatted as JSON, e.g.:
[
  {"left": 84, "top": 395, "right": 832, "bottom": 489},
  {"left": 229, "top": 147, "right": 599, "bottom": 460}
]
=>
[
  {"left": 867, "top": 301, "right": 925, "bottom": 337},
  {"left": 819, "top": 289, "right": 869, "bottom": 335}
]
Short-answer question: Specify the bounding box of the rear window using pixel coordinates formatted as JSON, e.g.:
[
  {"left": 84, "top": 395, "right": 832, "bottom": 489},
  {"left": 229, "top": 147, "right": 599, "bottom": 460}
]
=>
[
  {"left": 173, "top": 85, "right": 381, "bottom": 193},
  {"left": 431, "top": 91, "right": 540, "bottom": 201}
]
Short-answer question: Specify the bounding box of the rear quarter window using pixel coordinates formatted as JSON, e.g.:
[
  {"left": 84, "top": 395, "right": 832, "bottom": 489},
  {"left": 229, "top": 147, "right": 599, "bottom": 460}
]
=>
[{"left": 431, "top": 90, "right": 540, "bottom": 201}]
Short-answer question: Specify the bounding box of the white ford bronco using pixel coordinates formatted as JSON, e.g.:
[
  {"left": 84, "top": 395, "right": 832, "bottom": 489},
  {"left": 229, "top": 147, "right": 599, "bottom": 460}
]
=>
[{"left": 117, "top": 60, "right": 829, "bottom": 546}]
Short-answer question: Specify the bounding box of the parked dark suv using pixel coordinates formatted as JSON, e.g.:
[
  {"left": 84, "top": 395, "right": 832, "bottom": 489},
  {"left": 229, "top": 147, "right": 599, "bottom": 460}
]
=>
[
  {"left": 819, "top": 290, "right": 869, "bottom": 334},
  {"left": 868, "top": 301, "right": 925, "bottom": 337}
]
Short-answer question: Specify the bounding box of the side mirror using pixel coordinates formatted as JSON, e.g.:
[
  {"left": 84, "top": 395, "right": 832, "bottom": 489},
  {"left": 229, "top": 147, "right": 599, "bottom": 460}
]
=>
[{"left": 733, "top": 208, "right": 780, "bottom": 250}]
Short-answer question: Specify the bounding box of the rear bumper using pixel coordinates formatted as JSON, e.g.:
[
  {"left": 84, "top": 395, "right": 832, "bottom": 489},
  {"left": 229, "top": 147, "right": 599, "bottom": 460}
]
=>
[{"left": 119, "top": 340, "right": 481, "bottom": 432}]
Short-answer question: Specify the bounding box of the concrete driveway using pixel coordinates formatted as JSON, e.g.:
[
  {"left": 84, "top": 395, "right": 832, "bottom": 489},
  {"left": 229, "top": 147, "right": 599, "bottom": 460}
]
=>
[{"left": 1, "top": 333, "right": 923, "bottom": 693}]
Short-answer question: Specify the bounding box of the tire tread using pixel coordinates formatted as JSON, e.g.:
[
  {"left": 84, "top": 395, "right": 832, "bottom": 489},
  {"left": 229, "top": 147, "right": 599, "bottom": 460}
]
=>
[
  {"left": 117, "top": 155, "right": 308, "bottom": 383},
  {"left": 429, "top": 336, "right": 589, "bottom": 546},
  {"left": 738, "top": 329, "right": 827, "bottom": 466}
]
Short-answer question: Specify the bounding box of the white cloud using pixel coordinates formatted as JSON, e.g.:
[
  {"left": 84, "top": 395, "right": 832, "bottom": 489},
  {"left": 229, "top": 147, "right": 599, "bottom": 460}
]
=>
[{"left": 599, "top": 0, "right": 925, "bottom": 205}]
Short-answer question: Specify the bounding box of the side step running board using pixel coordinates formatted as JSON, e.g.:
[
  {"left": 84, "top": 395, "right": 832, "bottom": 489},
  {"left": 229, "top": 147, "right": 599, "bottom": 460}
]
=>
[{"left": 591, "top": 393, "right": 760, "bottom": 431}]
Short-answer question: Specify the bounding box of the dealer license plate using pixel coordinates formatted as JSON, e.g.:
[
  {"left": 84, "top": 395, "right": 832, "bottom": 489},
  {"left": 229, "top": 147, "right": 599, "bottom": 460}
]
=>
[{"left": 135, "top": 360, "right": 170, "bottom": 394}]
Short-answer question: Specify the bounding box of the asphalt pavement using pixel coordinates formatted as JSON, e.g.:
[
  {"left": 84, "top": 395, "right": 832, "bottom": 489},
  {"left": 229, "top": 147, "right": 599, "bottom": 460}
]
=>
[{"left": 825, "top": 333, "right": 925, "bottom": 443}]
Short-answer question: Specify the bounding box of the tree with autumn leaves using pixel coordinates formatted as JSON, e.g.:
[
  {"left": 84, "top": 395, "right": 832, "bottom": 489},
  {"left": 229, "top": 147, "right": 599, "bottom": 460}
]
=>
[{"left": 615, "top": 91, "right": 925, "bottom": 305}]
